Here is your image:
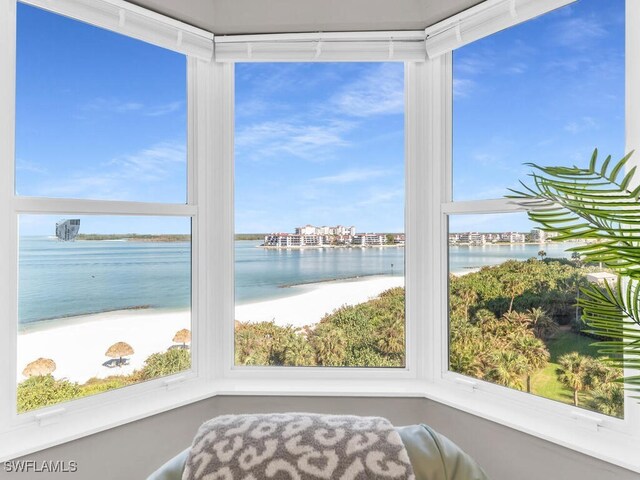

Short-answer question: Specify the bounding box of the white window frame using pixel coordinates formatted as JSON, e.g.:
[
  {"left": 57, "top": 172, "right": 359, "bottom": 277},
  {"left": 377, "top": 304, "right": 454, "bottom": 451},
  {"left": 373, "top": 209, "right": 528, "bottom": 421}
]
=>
[
  {"left": 423, "top": 0, "right": 640, "bottom": 472},
  {"left": 218, "top": 60, "right": 421, "bottom": 385},
  {"left": 0, "top": 0, "right": 638, "bottom": 473},
  {"left": 0, "top": 0, "right": 218, "bottom": 460}
]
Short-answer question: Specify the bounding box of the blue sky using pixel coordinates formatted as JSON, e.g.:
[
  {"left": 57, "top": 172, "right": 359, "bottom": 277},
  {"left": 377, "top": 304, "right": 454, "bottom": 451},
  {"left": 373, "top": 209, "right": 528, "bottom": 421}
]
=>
[{"left": 16, "top": 0, "right": 625, "bottom": 235}]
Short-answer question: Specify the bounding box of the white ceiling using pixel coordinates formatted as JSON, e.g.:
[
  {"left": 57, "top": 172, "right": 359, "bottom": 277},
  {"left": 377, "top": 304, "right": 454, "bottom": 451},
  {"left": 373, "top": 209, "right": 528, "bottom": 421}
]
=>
[{"left": 127, "top": 0, "right": 484, "bottom": 35}]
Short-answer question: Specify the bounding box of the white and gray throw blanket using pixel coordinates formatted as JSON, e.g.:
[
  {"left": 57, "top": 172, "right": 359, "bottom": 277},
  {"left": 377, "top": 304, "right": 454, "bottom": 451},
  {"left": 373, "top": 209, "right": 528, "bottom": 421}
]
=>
[{"left": 182, "top": 413, "right": 416, "bottom": 480}]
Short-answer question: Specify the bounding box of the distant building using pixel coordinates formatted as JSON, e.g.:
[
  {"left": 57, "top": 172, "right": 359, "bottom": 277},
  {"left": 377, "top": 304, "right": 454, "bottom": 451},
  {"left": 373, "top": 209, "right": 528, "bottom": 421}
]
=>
[
  {"left": 450, "top": 231, "right": 526, "bottom": 245},
  {"left": 530, "top": 228, "right": 558, "bottom": 243},
  {"left": 265, "top": 225, "right": 400, "bottom": 247},
  {"left": 353, "top": 233, "right": 385, "bottom": 246},
  {"left": 499, "top": 232, "right": 525, "bottom": 243},
  {"left": 457, "top": 232, "right": 486, "bottom": 245},
  {"left": 295, "top": 224, "right": 356, "bottom": 236}
]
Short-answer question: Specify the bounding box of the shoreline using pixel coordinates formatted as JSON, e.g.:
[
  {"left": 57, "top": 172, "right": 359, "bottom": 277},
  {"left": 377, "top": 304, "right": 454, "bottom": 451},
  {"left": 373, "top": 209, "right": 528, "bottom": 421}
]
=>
[
  {"left": 260, "top": 244, "right": 404, "bottom": 249},
  {"left": 18, "top": 275, "right": 404, "bottom": 384}
]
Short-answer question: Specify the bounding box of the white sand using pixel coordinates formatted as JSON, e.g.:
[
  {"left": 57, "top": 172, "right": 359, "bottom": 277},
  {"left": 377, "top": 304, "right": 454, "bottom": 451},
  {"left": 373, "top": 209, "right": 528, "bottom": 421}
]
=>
[
  {"left": 451, "top": 267, "right": 481, "bottom": 277},
  {"left": 18, "top": 309, "right": 190, "bottom": 384},
  {"left": 235, "top": 276, "right": 405, "bottom": 328},
  {"left": 17, "top": 276, "right": 404, "bottom": 384}
]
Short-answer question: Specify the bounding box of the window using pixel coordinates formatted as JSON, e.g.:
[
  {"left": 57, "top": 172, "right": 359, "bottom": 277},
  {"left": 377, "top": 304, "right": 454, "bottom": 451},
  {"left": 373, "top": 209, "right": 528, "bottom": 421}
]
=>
[
  {"left": 12, "top": 3, "right": 195, "bottom": 412},
  {"left": 234, "top": 62, "right": 406, "bottom": 368},
  {"left": 447, "top": 0, "right": 626, "bottom": 418},
  {"left": 1, "top": 0, "right": 639, "bottom": 471}
]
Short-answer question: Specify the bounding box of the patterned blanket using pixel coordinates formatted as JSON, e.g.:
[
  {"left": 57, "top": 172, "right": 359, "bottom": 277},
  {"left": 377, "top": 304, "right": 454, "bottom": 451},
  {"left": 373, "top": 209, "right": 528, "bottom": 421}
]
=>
[{"left": 182, "top": 413, "right": 416, "bottom": 480}]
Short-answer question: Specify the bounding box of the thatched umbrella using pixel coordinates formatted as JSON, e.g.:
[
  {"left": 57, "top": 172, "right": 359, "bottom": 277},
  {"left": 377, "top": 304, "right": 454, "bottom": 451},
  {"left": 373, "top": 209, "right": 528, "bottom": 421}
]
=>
[
  {"left": 105, "top": 342, "right": 134, "bottom": 367},
  {"left": 22, "top": 358, "right": 56, "bottom": 377},
  {"left": 173, "top": 328, "right": 191, "bottom": 348}
]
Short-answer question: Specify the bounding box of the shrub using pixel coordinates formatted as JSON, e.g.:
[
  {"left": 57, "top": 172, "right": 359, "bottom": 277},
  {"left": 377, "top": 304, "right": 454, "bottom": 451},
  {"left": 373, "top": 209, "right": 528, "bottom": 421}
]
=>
[
  {"left": 136, "top": 348, "right": 191, "bottom": 380},
  {"left": 17, "top": 375, "right": 80, "bottom": 413}
]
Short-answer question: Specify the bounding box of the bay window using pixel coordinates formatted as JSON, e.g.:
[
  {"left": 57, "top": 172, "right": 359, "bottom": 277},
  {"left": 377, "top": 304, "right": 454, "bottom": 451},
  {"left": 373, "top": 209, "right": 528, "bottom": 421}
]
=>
[{"left": 0, "top": 0, "right": 639, "bottom": 473}]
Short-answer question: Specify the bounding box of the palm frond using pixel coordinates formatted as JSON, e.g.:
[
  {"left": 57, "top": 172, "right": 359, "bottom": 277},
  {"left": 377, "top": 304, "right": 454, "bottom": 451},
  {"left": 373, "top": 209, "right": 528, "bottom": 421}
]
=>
[
  {"left": 507, "top": 150, "right": 640, "bottom": 280},
  {"left": 510, "top": 150, "right": 640, "bottom": 394}
]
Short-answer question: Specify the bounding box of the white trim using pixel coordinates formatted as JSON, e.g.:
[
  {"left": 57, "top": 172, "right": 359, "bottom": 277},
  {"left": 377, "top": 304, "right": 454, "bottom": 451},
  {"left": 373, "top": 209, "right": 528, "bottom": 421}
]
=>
[
  {"left": 424, "top": 0, "right": 576, "bottom": 59},
  {"left": 405, "top": 61, "right": 426, "bottom": 379},
  {"left": 225, "top": 62, "right": 417, "bottom": 380},
  {"left": 12, "top": 197, "right": 197, "bottom": 216},
  {"left": 210, "top": 61, "right": 235, "bottom": 379},
  {"left": 21, "top": 0, "right": 214, "bottom": 61},
  {"left": 0, "top": 0, "right": 17, "bottom": 444},
  {"left": 441, "top": 198, "right": 527, "bottom": 215},
  {"left": 214, "top": 31, "right": 426, "bottom": 62},
  {"left": 0, "top": 0, "right": 215, "bottom": 462},
  {"left": 432, "top": 0, "right": 640, "bottom": 472},
  {"left": 624, "top": 0, "right": 640, "bottom": 432}
]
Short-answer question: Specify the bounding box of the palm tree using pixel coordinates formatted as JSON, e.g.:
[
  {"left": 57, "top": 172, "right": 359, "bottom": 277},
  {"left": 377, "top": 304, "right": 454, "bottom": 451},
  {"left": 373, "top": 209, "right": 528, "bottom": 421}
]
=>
[
  {"left": 377, "top": 317, "right": 404, "bottom": 355},
  {"left": 556, "top": 352, "right": 592, "bottom": 406},
  {"left": 525, "top": 307, "right": 558, "bottom": 340},
  {"left": 502, "top": 276, "right": 525, "bottom": 313},
  {"left": 589, "top": 382, "right": 624, "bottom": 418},
  {"left": 511, "top": 334, "right": 550, "bottom": 393},
  {"left": 486, "top": 350, "right": 528, "bottom": 390},
  {"left": 538, "top": 250, "right": 547, "bottom": 260},
  {"left": 570, "top": 251, "right": 582, "bottom": 265},
  {"left": 311, "top": 326, "right": 347, "bottom": 366},
  {"left": 458, "top": 286, "right": 478, "bottom": 322}
]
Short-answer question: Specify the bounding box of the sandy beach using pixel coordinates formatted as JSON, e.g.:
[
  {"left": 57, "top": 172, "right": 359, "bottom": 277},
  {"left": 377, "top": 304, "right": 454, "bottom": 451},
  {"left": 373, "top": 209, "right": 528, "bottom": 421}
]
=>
[
  {"left": 17, "top": 275, "right": 404, "bottom": 384},
  {"left": 235, "top": 275, "right": 404, "bottom": 327}
]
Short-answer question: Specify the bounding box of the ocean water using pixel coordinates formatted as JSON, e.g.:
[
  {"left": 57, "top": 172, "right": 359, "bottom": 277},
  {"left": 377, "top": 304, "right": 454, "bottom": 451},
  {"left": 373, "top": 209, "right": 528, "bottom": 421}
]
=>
[{"left": 18, "top": 237, "right": 581, "bottom": 327}]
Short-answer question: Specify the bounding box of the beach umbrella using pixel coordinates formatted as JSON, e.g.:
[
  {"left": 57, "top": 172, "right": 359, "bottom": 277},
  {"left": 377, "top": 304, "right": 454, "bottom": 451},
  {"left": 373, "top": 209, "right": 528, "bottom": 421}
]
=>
[
  {"left": 173, "top": 328, "right": 191, "bottom": 348},
  {"left": 105, "top": 342, "right": 134, "bottom": 367},
  {"left": 22, "top": 358, "right": 56, "bottom": 377}
]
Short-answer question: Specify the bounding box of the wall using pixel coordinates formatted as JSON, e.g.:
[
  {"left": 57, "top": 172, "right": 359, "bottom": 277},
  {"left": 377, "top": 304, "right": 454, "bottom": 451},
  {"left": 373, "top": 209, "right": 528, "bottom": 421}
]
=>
[{"left": 2, "top": 396, "right": 637, "bottom": 480}]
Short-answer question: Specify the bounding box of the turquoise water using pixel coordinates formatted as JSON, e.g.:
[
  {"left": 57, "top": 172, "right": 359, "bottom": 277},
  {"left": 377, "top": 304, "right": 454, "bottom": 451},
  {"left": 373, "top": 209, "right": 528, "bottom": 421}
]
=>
[{"left": 18, "top": 237, "right": 581, "bottom": 326}]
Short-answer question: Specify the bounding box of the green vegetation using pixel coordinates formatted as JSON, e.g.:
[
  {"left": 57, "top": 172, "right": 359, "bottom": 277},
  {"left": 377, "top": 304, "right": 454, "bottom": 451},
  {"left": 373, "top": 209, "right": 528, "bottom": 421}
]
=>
[
  {"left": 17, "top": 253, "right": 624, "bottom": 418},
  {"left": 235, "top": 287, "right": 405, "bottom": 368},
  {"left": 449, "top": 258, "right": 623, "bottom": 417},
  {"left": 17, "top": 349, "right": 191, "bottom": 413},
  {"left": 77, "top": 234, "right": 191, "bottom": 242},
  {"left": 134, "top": 348, "right": 191, "bottom": 380},
  {"left": 17, "top": 376, "right": 81, "bottom": 412},
  {"left": 235, "top": 233, "right": 268, "bottom": 240},
  {"left": 509, "top": 150, "right": 640, "bottom": 395}
]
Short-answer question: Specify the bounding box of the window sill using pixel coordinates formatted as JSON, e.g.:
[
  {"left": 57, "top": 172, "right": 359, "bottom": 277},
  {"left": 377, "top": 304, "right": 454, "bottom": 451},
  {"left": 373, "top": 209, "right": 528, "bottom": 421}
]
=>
[
  {"left": 0, "top": 379, "right": 217, "bottom": 462},
  {"left": 2, "top": 376, "right": 638, "bottom": 476},
  {"left": 423, "top": 379, "right": 640, "bottom": 474}
]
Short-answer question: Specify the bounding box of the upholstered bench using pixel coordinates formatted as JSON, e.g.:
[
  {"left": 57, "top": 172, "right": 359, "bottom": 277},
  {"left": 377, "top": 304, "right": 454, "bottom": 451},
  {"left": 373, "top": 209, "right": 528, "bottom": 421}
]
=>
[{"left": 147, "top": 424, "right": 489, "bottom": 480}]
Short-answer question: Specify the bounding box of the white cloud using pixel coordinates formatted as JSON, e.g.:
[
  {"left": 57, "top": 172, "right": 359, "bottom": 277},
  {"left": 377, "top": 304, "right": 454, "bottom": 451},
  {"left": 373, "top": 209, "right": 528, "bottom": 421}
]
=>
[
  {"left": 504, "top": 62, "right": 528, "bottom": 75},
  {"left": 236, "top": 120, "right": 353, "bottom": 161},
  {"left": 145, "top": 101, "right": 184, "bottom": 117},
  {"left": 332, "top": 64, "right": 404, "bottom": 117},
  {"left": 551, "top": 17, "right": 606, "bottom": 48},
  {"left": 455, "top": 54, "right": 494, "bottom": 76},
  {"left": 354, "top": 189, "right": 403, "bottom": 207},
  {"left": 564, "top": 116, "right": 597, "bottom": 134},
  {"left": 31, "top": 141, "right": 186, "bottom": 200},
  {"left": 453, "top": 78, "right": 476, "bottom": 98},
  {"left": 312, "top": 168, "right": 389, "bottom": 184},
  {"left": 16, "top": 159, "right": 47, "bottom": 175},
  {"left": 108, "top": 142, "right": 186, "bottom": 181},
  {"left": 80, "top": 98, "right": 183, "bottom": 117}
]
